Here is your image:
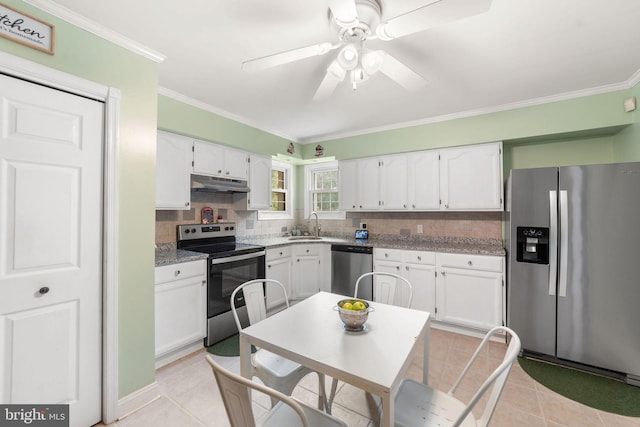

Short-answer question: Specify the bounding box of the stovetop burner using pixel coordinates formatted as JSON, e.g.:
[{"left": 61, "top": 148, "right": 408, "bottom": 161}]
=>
[{"left": 176, "top": 223, "right": 265, "bottom": 259}]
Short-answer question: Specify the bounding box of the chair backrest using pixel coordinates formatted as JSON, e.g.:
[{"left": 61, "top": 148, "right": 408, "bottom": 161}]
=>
[
  {"left": 449, "top": 326, "right": 522, "bottom": 427},
  {"left": 206, "top": 355, "right": 309, "bottom": 427},
  {"left": 230, "top": 279, "right": 289, "bottom": 332},
  {"left": 354, "top": 272, "right": 413, "bottom": 308}
]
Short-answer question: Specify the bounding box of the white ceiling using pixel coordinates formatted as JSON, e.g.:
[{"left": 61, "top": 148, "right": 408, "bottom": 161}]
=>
[{"left": 33, "top": 0, "right": 640, "bottom": 143}]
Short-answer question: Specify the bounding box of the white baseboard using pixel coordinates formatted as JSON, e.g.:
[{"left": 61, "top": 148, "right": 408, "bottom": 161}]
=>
[
  {"left": 117, "top": 381, "right": 161, "bottom": 420},
  {"left": 155, "top": 340, "right": 205, "bottom": 369}
]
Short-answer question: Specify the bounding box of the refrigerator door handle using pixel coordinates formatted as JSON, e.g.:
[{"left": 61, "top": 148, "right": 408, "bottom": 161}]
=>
[
  {"left": 548, "top": 190, "right": 558, "bottom": 296},
  {"left": 558, "top": 190, "right": 569, "bottom": 297}
]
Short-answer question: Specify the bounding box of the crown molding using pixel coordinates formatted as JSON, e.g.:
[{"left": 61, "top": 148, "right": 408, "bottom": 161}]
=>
[
  {"left": 299, "top": 78, "right": 638, "bottom": 144},
  {"left": 22, "top": 0, "right": 165, "bottom": 63},
  {"left": 158, "top": 87, "right": 296, "bottom": 142}
]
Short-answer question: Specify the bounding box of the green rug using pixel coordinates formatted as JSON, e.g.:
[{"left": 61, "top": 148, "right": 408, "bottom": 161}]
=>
[
  {"left": 518, "top": 357, "right": 640, "bottom": 417},
  {"left": 207, "top": 333, "right": 256, "bottom": 357}
]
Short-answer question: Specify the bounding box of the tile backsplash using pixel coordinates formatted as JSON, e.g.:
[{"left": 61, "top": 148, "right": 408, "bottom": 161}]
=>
[{"left": 155, "top": 192, "right": 503, "bottom": 245}]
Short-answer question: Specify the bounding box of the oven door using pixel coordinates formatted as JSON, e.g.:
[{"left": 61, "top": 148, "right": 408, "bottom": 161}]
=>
[{"left": 208, "top": 251, "right": 266, "bottom": 318}]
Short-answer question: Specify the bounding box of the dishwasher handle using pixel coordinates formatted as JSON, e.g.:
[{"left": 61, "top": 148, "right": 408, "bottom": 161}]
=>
[{"left": 331, "top": 244, "right": 373, "bottom": 254}]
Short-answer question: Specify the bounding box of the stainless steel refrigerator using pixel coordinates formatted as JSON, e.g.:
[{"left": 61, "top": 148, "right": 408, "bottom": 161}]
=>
[{"left": 506, "top": 163, "right": 640, "bottom": 385}]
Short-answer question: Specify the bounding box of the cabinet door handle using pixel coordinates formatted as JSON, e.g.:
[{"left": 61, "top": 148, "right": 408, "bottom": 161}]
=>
[
  {"left": 174, "top": 270, "right": 180, "bottom": 276},
  {"left": 445, "top": 204, "right": 449, "bottom": 208},
  {"left": 38, "top": 286, "right": 50, "bottom": 295},
  {"left": 403, "top": 204, "right": 406, "bottom": 208},
  {"left": 225, "top": 171, "right": 230, "bottom": 175},
  {"left": 218, "top": 169, "right": 222, "bottom": 174},
  {"left": 297, "top": 259, "right": 300, "bottom": 262},
  {"left": 405, "top": 266, "right": 409, "bottom": 271},
  {"left": 412, "top": 204, "right": 415, "bottom": 208},
  {"left": 185, "top": 202, "right": 190, "bottom": 207},
  {"left": 441, "top": 271, "right": 446, "bottom": 276},
  {"left": 396, "top": 266, "right": 400, "bottom": 270},
  {"left": 268, "top": 264, "right": 272, "bottom": 269},
  {"left": 417, "top": 256, "right": 422, "bottom": 261},
  {"left": 468, "top": 261, "right": 473, "bottom": 266},
  {"left": 279, "top": 252, "right": 283, "bottom": 256},
  {"left": 385, "top": 253, "right": 389, "bottom": 258},
  {"left": 306, "top": 249, "right": 310, "bottom": 253}
]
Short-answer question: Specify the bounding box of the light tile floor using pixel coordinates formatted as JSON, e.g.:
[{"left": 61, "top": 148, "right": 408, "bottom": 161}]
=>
[{"left": 98, "top": 329, "right": 640, "bottom": 426}]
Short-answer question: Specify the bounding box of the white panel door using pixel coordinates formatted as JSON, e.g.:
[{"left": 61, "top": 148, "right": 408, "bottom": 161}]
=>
[{"left": 0, "top": 74, "right": 103, "bottom": 426}]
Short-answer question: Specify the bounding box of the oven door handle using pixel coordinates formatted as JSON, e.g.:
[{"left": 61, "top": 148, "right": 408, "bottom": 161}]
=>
[{"left": 210, "top": 250, "right": 266, "bottom": 265}]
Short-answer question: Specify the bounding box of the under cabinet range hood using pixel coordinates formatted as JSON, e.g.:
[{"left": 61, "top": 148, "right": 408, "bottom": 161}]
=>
[{"left": 191, "top": 174, "right": 250, "bottom": 193}]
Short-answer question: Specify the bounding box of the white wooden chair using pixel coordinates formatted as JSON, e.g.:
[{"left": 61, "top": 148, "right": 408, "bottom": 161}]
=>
[
  {"left": 231, "top": 279, "right": 326, "bottom": 409},
  {"left": 354, "top": 271, "right": 413, "bottom": 308},
  {"left": 206, "top": 355, "right": 347, "bottom": 427},
  {"left": 394, "top": 326, "right": 521, "bottom": 427}
]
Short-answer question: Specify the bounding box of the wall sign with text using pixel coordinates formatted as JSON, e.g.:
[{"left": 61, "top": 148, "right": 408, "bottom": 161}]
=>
[{"left": 0, "top": 3, "right": 54, "bottom": 55}]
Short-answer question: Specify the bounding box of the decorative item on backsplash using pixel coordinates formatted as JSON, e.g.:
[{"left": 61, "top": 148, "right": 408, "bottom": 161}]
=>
[
  {"left": 287, "top": 142, "right": 295, "bottom": 154},
  {"left": 315, "top": 144, "right": 324, "bottom": 157},
  {"left": 201, "top": 207, "right": 214, "bottom": 224}
]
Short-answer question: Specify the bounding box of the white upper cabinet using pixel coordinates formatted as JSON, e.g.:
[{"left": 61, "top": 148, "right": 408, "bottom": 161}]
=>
[
  {"left": 338, "top": 159, "right": 358, "bottom": 210},
  {"left": 156, "top": 130, "right": 192, "bottom": 210},
  {"left": 338, "top": 141, "right": 503, "bottom": 212},
  {"left": 192, "top": 140, "right": 248, "bottom": 180},
  {"left": 380, "top": 154, "right": 408, "bottom": 210},
  {"left": 357, "top": 157, "right": 381, "bottom": 210},
  {"left": 439, "top": 142, "right": 503, "bottom": 211},
  {"left": 247, "top": 154, "right": 272, "bottom": 210},
  {"left": 408, "top": 150, "right": 440, "bottom": 210}
]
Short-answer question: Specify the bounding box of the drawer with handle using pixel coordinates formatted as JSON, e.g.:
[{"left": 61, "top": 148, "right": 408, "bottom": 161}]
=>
[
  {"left": 155, "top": 260, "right": 206, "bottom": 284},
  {"left": 437, "top": 252, "right": 503, "bottom": 272}
]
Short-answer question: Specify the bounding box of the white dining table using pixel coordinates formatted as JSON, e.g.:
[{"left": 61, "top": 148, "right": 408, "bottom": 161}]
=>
[{"left": 239, "top": 291, "right": 430, "bottom": 427}]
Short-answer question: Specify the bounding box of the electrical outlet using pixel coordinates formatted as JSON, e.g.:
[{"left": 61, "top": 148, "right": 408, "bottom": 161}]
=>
[{"left": 417, "top": 224, "right": 424, "bottom": 234}]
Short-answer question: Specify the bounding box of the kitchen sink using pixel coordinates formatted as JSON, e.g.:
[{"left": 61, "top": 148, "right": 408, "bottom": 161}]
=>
[{"left": 288, "top": 236, "right": 323, "bottom": 241}]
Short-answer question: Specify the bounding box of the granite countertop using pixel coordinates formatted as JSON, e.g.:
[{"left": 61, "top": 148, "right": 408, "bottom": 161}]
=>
[
  {"left": 155, "top": 244, "right": 208, "bottom": 267},
  {"left": 155, "top": 235, "right": 505, "bottom": 267}
]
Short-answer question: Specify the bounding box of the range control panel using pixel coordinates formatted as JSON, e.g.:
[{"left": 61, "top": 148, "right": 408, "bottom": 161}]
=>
[{"left": 177, "top": 223, "right": 236, "bottom": 240}]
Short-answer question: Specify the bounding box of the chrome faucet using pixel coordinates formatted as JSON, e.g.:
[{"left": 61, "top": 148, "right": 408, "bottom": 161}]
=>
[{"left": 309, "top": 211, "right": 320, "bottom": 237}]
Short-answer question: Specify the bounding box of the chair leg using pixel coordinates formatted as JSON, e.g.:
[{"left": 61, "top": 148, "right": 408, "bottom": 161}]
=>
[{"left": 326, "top": 378, "right": 339, "bottom": 414}]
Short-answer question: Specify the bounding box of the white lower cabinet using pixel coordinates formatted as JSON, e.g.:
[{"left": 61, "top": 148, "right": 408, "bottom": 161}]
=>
[
  {"left": 374, "top": 248, "right": 504, "bottom": 332},
  {"left": 154, "top": 260, "right": 206, "bottom": 366},
  {"left": 265, "top": 246, "right": 292, "bottom": 310},
  {"left": 373, "top": 248, "right": 436, "bottom": 312},
  {"left": 291, "top": 243, "right": 331, "bottom": 299},
  {"left": 436, "top": 253, "right": 504, "bottom": 331}
]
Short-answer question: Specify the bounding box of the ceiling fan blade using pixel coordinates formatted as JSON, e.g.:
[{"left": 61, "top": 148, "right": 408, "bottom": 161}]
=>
[
  {"left": 242, "top": 42, "right": 338, "bottom": 72},
  {"left": 377, "top": 51, "right": 426, "bottom": 91},
  {"left": 328, "top": 0, "right": 359, "bottom": 28},
  {"left": 313, "top": 60, "right": 347, "bottom": 101},
  {"left": 376, "top": 0, "right": 492, "bottom": 40}
]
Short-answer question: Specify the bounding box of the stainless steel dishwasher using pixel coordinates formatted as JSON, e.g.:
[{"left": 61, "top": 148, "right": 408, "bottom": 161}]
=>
[{"left": 331, "top": 244, "right": 373, "bottom": 299}]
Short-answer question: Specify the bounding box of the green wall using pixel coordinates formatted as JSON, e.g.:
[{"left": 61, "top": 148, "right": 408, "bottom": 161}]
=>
[
  {"left": 303, "top": 90, "right": 633, "bottom": 161},
  {"left": 0, "top": 1, "right": 157, "bottom": 398},
  {"left": 613, "top": 83, "right": 640, "bottom": 161},
  {"left": 158, "top": 95, "right": 300, "bottom": 159}
]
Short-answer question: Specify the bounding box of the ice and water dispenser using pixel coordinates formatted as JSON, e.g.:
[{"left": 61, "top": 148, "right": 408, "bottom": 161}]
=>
[{"left": 516, "top": 227, "right": 549, "bottom": 264}]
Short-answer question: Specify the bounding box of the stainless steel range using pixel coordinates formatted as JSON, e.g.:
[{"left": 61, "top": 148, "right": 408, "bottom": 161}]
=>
[{"left": 177, "top": 223, "right": 266, "bottom": 346}]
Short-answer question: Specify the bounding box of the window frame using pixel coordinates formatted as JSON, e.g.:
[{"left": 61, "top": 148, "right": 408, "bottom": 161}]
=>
[
  {"left": 258, "top": 160, "right": 293, "bottom": 220},
  {"left": 304, "top": 161, "right": 345, "bottom": 220}
]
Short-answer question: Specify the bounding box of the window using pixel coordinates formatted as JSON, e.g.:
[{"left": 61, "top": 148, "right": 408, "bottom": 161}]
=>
[
  {"left": 259, "top": 160, "right": 292, "bottom": 220},
  {"left": 304, "top": 161, "right": 345, "bottom": 219}
]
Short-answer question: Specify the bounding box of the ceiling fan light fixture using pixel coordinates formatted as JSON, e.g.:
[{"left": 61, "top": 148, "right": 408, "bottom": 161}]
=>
[
  {"left": 338, "top": 43, "right": 360, "bottom": 70},
  {"left": 362, "top": 49, "right": 384, "bottom": 75}
]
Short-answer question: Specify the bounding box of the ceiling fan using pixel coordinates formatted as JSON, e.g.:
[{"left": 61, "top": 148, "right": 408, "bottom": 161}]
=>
[{"left": 241, "top": 0, "right": 492, "bottom": 100}]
